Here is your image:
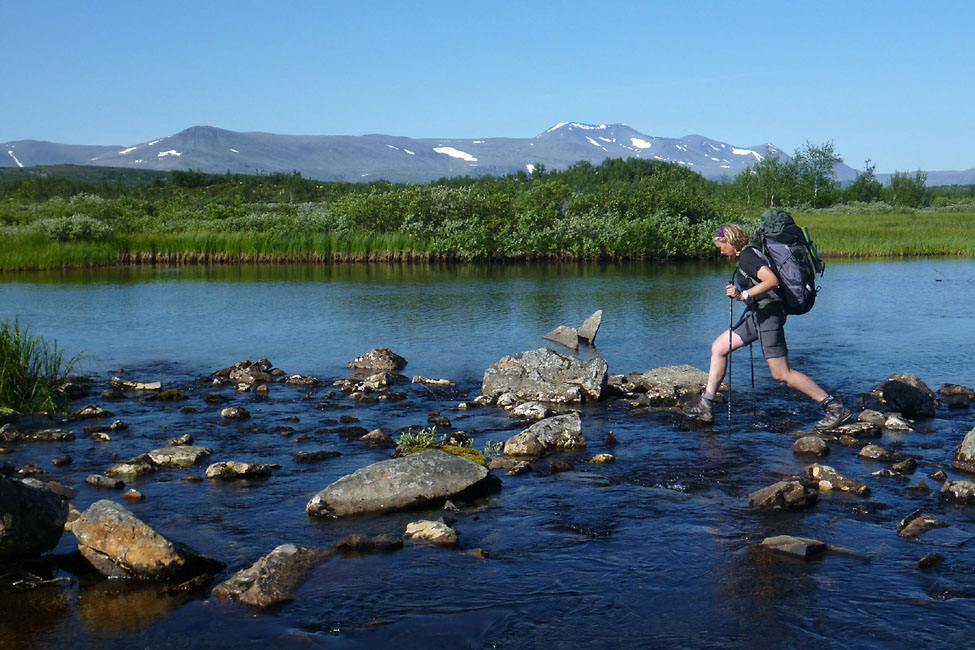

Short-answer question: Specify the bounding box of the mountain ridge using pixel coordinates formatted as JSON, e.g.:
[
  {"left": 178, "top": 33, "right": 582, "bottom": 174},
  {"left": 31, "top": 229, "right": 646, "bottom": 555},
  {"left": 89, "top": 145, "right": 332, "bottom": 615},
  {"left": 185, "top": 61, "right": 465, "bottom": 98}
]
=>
[{"left": 3, "top": 123, "right": 969, "bottom": 185}]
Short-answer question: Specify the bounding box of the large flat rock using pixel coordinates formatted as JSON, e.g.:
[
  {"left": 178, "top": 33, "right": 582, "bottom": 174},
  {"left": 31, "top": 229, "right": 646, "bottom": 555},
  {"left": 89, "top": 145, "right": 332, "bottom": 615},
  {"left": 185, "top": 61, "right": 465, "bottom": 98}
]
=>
[
  {"left": 306, "top": 449, "right": 498, "bottom": 517},
  {"left": 481, "top": 347, "right": 607, "bottom": 403}
]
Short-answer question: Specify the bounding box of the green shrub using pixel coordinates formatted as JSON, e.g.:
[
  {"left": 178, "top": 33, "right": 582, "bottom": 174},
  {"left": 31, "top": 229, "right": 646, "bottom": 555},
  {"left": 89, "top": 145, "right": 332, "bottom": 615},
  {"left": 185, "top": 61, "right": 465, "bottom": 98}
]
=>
[{"left": 32, "top": 214, "right": 113, "bottom": 241}]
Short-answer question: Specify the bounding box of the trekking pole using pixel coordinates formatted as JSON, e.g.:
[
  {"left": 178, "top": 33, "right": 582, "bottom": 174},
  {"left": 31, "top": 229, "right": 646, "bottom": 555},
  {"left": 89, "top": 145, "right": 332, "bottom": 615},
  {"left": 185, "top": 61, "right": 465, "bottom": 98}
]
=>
[{"left": 728, "top": 297, "right": 733, "bottom": 429}]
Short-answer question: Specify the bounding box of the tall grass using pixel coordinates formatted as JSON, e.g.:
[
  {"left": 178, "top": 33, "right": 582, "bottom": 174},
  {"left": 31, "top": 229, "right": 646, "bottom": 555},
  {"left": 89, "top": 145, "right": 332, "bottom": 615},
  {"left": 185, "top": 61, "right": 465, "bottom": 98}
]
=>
[
  {"left": 795, "top": 212, "right": 975, "bottom": 257},
  {"left": 0, "top": 320, "right": 80, "bottom": 415}
]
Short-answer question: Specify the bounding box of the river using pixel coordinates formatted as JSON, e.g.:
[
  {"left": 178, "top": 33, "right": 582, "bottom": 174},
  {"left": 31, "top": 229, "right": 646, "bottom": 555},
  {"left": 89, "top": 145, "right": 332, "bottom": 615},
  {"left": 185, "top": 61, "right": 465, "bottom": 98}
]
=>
[{"left": 1, "top": 259, "right": 974, "bottom": 649}]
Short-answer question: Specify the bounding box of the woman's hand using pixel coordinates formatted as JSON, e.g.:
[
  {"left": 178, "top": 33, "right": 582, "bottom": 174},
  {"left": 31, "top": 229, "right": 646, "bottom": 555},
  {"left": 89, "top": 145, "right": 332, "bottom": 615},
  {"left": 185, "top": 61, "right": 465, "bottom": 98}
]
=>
[{"left": 725, "top": 284, "right": 740, "bottom": 299}]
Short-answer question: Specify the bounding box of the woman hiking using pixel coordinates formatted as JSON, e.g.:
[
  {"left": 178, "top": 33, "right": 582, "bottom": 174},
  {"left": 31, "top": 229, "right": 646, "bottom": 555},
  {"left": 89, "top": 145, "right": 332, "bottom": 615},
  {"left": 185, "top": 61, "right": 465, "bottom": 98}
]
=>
[{"left": 683, "top": 222, "right": 852, "bottom": 430}]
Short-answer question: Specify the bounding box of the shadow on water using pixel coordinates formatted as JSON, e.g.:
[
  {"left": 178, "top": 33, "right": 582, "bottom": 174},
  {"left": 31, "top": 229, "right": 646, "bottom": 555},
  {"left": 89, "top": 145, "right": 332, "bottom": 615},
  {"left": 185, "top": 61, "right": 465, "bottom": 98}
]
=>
[{"left": 2, "top": 259, "right": 975, "bottom": 649}]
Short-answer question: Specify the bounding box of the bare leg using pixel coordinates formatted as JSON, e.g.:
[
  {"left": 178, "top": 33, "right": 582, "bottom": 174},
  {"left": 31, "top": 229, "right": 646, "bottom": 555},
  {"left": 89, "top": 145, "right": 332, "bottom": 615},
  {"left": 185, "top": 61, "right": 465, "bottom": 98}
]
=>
[
  {"left": 704, "top": 329, "right": 749, "bottom": 396},
  {"left": 765, "top": 356, "right": 828, "bottom": 402}
]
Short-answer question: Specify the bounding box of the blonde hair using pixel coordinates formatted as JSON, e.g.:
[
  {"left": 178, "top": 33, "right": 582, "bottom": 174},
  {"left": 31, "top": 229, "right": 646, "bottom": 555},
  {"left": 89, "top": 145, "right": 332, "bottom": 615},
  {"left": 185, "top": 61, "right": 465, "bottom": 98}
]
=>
[{"left": 714, "top": 223, "right": 749, "bottom": 251}]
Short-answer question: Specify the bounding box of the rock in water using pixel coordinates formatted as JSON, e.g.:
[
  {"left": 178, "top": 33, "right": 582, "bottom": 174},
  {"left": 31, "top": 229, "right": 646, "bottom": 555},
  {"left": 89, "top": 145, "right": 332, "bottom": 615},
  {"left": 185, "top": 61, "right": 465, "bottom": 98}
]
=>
[
  {"left": 404, "top": 520, "right": 458, "bottom": 545},
  {"left": 577, "top": 310, "right": 602, "bottom": 344},
  {"left": 877, "top": 373, "right": 936, "bottom": 418},
  {"left": 760, "top": 535, "right": 827, "bottom": 559},
  {"left": 747, "top": 480, "right": 818, "bottom": 510},
  {"left": 306, "top": 449, "right": 499, "bottom": 517},
  {"left": 543, "top": 325, "right": 579, "bottom": 350},
  {"left": 148, "top": 446, "right": 213, "bottom": 467},
  {"left": 347, "top": 348, "right": 407, "bottom": 372},
  {"left": 70, "top": 499, "right": 223, "bottom": 580},
  {"left": 211, "top": 544, "right": 331, "bottom": 608},
  {"left": 503, "top": 413, "right": 585, "bottom": 457},
  {"left": 952, "top": 427, "right": 975, "bottom": 474},
  {"left": 0, "top": 476, "right": 69, "bottom": 560},
  {"left": 481, "top": 347, "right": 608, "bottom": 404}
]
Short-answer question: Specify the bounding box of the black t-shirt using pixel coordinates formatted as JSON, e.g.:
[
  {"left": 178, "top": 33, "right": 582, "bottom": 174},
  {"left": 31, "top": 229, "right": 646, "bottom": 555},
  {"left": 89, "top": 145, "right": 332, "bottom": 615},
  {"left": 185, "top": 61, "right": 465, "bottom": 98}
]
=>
[
  {"left": 735, "top": 246, "right": 784, "bottom": 315},
  {"left": 734, "top": 246, "right": 768, "bottom": 291}
]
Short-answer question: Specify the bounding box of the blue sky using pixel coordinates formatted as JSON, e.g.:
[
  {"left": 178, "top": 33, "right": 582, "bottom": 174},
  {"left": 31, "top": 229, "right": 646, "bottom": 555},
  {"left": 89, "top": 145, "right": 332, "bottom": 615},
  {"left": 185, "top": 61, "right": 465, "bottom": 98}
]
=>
[{"left": 2, "top": 1, "right": 972, "bottom": 173}]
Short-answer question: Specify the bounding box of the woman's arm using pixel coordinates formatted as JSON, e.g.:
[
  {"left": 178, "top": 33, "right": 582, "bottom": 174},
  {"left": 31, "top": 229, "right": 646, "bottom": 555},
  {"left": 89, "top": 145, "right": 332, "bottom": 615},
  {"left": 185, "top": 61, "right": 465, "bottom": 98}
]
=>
[{"left": 726, "top": 265, "right": 779, "bottom": 302}]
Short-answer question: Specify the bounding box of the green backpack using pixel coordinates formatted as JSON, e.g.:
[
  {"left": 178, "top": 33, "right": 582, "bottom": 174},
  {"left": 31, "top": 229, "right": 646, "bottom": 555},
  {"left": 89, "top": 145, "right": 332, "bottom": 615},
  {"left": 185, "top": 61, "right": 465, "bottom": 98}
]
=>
[{"left": 750, "top": 209, "right": 826, "bottom": 315}]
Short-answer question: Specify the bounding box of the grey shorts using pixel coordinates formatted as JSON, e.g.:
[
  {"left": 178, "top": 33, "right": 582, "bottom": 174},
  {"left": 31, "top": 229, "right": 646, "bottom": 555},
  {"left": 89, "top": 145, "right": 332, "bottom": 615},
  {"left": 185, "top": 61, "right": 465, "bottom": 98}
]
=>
[{"left": 733, "top": 310, "right": 788, "bottom": 359}]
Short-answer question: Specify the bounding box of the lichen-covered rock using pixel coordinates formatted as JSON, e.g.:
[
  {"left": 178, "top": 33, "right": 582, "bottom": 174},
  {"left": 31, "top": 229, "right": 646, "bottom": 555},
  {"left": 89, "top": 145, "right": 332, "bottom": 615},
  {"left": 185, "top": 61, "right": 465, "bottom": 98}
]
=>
[
  {"left": 481, "top": 348, "right": 607, "bottom": 404},
  {"left": 747, "top": 480, "right": 817, "bottom": 510},
  {"left": 952, "top": 427, "right": 975, "bottom": 474},
  {"left": 857, "top": 409, "right": 886, "bottom": 426},
  {"left": 211, "top": 543, "right": 331, "bottom": 608},
  {"left": 404, "top": 519, "right": 458, "bottom": 545},
  {"left": 0, "top": 476, "right": 68, "bottom": 560},
  {"left": 803, "top": 464, "right": 870, "bottom": 497},
  {"left": 509, "top": 401, "right": 551, "bottom": 421},
  {"left": 220, "top": 406, "right": 250, "bottom": 420},
  {"left": 105, "top": 454, "right": 160, "bottom": 477},
  {"left": 858, "top": 444, "right": 902, "bottom": 462},
  {"left": 73, "top": 404, "right": 114, "bottom": 419},
  {"left": 830, "top": 422, "right": 882, "bottom": 439},
  {"left": 793, "top": 436, "right": 829, "bottom": 457},
  {"left": 877, "top": 373, "right": 936, "bottom": 418},
  {"left": 306, "top": 449, "right": 498, "bottom": 517},
  {"left": 940, "top": 480, "right": 975, "bottom": 504},
  {"left": 147, "top": 446, "right": 212, "bottom": 467},
  {"left": 70, "top": 500, "right": 223, "bottom": 580},
  {"left": 503, "top": 413, "right": 585, "bottom": 457},
  {"left": 627, "top": 365, "right": 712, "bottom": 407},
  {"left": 347, "top": 348, "right": 407, "bottom": 372},
  {"left": 205, "top": 462, "right": 273, "bottom": 480}
]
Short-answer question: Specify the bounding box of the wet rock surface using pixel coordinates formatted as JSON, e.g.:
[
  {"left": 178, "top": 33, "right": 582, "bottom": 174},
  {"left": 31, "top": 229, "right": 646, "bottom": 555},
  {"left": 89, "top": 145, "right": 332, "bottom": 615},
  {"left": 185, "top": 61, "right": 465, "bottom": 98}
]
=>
[
  {"left": 211, "top": 543, "right": 331, "bottom": 608},
  {"left": 306, "top": 449, "right": 498, "bottom": 517},
  {"left": 0, "top": 476, "right": 69, "bottom": 560},
  {"left": 503, "top": 412, "right": 585, "bottom": 457},
  {"left": 70, "top": 500, "right": 223, "bottom": 580}
]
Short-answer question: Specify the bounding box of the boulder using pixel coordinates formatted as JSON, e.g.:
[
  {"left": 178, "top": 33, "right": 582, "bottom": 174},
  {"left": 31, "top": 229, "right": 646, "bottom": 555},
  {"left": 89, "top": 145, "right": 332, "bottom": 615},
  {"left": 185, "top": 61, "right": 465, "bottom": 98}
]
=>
[
  {"left": 760, "top": 535, "right": 827, "bottom": 559},
  {"left": 543, "top": 325, "right": 579, "bottom": 350},
  {"left": 168, "top": 434, "right": 195, "bottom": 446},
  {"left": 628, "top": 365, "right": 711, "bottom": 407},
  {"left": 747, "top": 480, "right": 818, "bottom": 510},
  {"left": 509, "top": 401, "right": 551, "bottom": 421},
  {"left": 952, "top": 427, "right": 975, "bottom": 474},
  {"left": 0, "top": 476, "right": 68, "bottom": 560},
  {"left": 940, "top": 480, "right": 975, "bottom": 504},
  {"left": 211, "top": 543, "right": 331, "bottom": 608},
  {"left": 481, "top": 348, "right": 608, "bottom": 404},
  {"left": 148, "top": 446, "right": 213, "bottom": 467},
  {"left": 361, "top": 429, "right": 394, "bottom": 446},
  {"left": 858, "top": 444, "right": 902, "bottom": 463},
  {"left": 884, "top": 413, "right": 915, "bottom": 432},
  {"left": 74, "top": 405, "right": 114, "bottom": 419},
  {"left": 829, "top": 422, "right": 882, "bottom": 439},
  {"left": 293, "top": 450, "right": 341, "bottom": 462},
  {"left": 70, "top": 500, "right": 223, "bottom": 580},
  {"left": 877, "top": 373, "right": 936, "bottom": 418},
  {"left": 404, "top": 519, "right": 458, "bottom": 545},
  {"left": 86, "top": 474, "right": 124, "bottom": 489},
  {"left": 347, "top": 348, "right": 407, "bottom": 372},
  {"left": 212, "top": 359, "right": 277, "bottom": 388},
  {"left": 793, "top": 436, "right": 829, "bottom": 457},
  {"left": 577, "top": 310, "right": 603, "bottom": 344},
  {"left": 857, "top": 409, "right": 885, "bottom": 426},
  {"left": 306, "top": 449, "right": 499, "bottom": 517},
  {"left": 220, "top": 406, "right": 250, "bottom": 421},
  {"left": 503, "top": 413, "right": 585, "bottom": 457},
  {"left": 803, "top": 464, "right": 870, "bottom": 497},
  {"left": 205, "top": 462, "right": 273, "bottom": 480},
  {"left": 106, "top": 454, "right": 160, "bottom": 477}
]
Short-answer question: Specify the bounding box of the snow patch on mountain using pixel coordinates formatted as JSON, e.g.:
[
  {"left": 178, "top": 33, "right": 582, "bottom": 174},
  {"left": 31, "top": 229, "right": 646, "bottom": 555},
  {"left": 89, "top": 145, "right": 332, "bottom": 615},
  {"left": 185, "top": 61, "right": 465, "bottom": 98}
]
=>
[
  {"left": 157, "top": 150, "right": 182, "bottom": 158},
  {"left": 433, "top": 146, "right": 477, "bottom": 162},
  {"left": 631, "top": 138, "right": 652, "bottom": 149},
  {"left": 7, "top": 150, "right": 24, "bottom": 167}
]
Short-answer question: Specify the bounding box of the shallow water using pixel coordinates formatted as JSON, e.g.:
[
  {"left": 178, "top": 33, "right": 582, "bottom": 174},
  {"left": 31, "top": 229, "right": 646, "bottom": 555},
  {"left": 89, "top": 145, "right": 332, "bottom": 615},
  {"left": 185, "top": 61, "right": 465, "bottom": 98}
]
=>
[{"left": 1, "top": 259, "right": 974, "bottom": 649}]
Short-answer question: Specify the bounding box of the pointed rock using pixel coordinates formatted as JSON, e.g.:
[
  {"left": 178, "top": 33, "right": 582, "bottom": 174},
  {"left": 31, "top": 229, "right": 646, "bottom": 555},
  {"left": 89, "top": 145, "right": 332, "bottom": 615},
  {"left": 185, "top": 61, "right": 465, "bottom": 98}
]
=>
[
  {"left": 577, "top": 310, "right": 602, "bottom": 344},
  {"left": 211, "top": 543, "right": 331, "bottom": 608},
  {"left": 760, "top": 535, "right": 827, "bottom": 559}
]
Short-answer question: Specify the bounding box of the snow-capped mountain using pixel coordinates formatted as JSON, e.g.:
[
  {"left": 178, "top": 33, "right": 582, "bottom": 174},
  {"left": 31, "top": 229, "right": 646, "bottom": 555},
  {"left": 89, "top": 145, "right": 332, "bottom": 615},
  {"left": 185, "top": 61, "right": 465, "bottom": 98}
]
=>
[{"left": 1, "top": 123, "right": 866, "bottom": 183}]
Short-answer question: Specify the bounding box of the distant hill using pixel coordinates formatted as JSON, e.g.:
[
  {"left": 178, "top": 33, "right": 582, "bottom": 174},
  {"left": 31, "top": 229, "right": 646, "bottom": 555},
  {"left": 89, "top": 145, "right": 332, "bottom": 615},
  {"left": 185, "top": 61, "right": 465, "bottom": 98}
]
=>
[
  {"left": 6, "top": 123, "right": 968, "bottom": 185},
  {"left": 0, "top": 164, "right": 167, "bottom": 185}
]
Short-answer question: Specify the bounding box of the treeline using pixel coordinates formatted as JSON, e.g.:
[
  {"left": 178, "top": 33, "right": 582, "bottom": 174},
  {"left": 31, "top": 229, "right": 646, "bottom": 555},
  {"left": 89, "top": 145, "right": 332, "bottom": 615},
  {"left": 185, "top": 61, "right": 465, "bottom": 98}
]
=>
[{"left": 1, "top": 148, "right": 974, "bottom": 266}]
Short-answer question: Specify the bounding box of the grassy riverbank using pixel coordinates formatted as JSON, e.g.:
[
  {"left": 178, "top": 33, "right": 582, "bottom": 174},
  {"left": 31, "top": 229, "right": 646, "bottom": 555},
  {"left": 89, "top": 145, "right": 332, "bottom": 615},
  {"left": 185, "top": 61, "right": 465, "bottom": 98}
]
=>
[
  {"left": 3, "top": 160, "right": 975, "bottom": 269},
  {"left": 3, "top": 211, "right": 974, "bottom": 270}
]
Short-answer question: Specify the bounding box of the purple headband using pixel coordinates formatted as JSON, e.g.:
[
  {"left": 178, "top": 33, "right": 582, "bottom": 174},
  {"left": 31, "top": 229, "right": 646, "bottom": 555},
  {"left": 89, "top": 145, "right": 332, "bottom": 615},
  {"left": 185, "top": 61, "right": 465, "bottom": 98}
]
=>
[{"left": 714, "top": 225, "right": 725, "bottom": 239}]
